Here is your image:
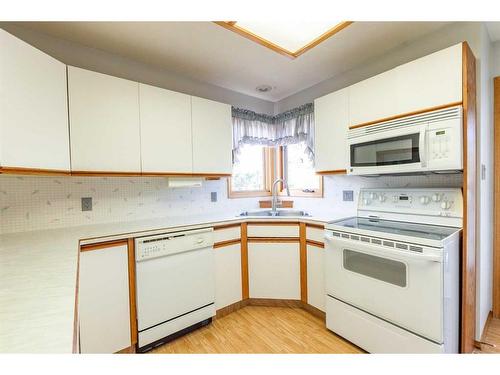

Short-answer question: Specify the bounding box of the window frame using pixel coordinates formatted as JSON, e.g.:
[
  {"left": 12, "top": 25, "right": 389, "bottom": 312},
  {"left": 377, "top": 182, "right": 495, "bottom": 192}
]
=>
[
  {"left": 227, "top": 147, "right": 276, "bottom": 198},
  {"left": 227, "top": 145, "right": 323, "bottom": 199}
]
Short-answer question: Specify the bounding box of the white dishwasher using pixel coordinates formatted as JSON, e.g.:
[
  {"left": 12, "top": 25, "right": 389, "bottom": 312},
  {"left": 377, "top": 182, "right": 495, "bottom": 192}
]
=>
[{"left": 135, "top": 227, "right": 215, "bottom": 352}]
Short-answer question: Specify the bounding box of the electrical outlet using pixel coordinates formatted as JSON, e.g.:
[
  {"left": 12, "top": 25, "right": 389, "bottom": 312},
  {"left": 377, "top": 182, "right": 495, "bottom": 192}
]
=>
[
  {"left": 343, "top": 190, "right": 354, "bottom": 201},
  {"left": 211, "top": 192, "right": 217, "bottom": 202},
  {"left": 81, "top": 197, "right": 92, "bottom": 211}
]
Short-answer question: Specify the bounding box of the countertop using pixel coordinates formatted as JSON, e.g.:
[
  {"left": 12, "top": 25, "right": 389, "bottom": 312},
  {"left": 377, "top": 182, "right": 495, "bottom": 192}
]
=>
[{"left": 0, "top": 210, "right": 344, "bottom": 353}]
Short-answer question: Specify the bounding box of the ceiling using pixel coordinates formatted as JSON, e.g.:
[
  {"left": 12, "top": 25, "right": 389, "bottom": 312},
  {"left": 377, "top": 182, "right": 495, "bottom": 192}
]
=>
[{"left": 16, "top": 22, "right": 451, "bottom": 102}]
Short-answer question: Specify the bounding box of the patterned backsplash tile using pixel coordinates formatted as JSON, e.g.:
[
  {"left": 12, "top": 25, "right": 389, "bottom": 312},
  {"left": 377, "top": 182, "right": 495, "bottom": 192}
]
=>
[{"left": 0, "top": 173, "right": 462, "bottom": 234}]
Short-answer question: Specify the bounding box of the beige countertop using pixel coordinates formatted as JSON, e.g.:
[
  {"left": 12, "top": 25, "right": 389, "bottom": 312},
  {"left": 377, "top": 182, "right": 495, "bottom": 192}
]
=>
[{"left": 0, "top": 210, "right": 343, "bottom": 353}]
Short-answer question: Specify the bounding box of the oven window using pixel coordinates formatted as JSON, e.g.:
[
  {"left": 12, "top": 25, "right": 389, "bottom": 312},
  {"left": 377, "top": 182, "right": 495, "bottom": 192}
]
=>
[
  {"left": 343, "top": 249, "right": 407, "bottom": 287},
  {"left": 350, "top": 133, "right": 420, "bottom": 167}
]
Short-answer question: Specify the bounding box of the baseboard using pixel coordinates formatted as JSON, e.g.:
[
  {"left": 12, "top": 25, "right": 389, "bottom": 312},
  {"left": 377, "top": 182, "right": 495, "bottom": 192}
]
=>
[
  {"left": 116, "top": 345, "right": 136, "bottom": 354},
  {"left": 215, "top": 298, "right": 325, "bottom": 322},
  {"left": 475, "top": 311, "right": 494, "bottom": 350}
]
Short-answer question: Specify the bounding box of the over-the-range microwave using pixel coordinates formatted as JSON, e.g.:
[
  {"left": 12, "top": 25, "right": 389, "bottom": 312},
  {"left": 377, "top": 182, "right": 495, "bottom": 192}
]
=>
[{"left": 347, "top": 105, "right": 463, "bottom": 176}]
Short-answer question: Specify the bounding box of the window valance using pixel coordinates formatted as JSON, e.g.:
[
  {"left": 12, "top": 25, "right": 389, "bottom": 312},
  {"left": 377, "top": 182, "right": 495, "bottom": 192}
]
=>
[{"left": 232, "top": 103, "right": 314, "bottom": 162}]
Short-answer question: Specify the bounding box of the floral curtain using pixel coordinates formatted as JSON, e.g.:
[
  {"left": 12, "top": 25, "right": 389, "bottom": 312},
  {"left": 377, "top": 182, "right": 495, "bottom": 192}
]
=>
[{"left": 232, "top": 103, "right": 315, "bottom": 163}]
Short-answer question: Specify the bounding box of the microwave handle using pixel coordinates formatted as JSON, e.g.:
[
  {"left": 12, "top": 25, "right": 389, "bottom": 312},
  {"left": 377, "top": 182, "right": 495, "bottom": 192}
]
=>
[{"left": 419, "top": 127, "right": 427, "bottom": 167}]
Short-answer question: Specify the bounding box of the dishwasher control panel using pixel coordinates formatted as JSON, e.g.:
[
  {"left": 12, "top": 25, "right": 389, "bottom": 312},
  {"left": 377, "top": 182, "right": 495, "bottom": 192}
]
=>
[{"left": 135, "top": 228, "right": 214, "bottom": 261}]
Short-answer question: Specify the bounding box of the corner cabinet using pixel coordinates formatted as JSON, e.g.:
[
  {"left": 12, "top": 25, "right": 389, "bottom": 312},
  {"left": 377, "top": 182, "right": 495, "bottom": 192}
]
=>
[
  {"left": 79, "top": 241, "right": 133, "bottom": 353},
  {"left": 314, "top": 87, "right": 349, "bottom": 173},
  {"left": 0, "top": 29, "right": 70, "bottom": 173},
  {"left": 191, "top": 97, "right": 232, "bottom": 175},
  {"left": 68, "top": 67, "right": 142, "bottom": 173},
  {"left": 139, "top": 83, "right": 193, "bottom": 173}
]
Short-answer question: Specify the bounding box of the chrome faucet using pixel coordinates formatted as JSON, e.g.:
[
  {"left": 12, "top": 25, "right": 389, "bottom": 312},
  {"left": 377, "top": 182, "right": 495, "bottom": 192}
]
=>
[{"left": 271, "top": 178, "right": 290, "bottom": 214}]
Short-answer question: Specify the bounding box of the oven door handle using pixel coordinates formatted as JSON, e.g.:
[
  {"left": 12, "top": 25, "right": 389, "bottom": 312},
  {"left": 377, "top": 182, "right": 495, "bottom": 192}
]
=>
[{"left": 325, "top": 234, "right": 442, "bottom": 263}]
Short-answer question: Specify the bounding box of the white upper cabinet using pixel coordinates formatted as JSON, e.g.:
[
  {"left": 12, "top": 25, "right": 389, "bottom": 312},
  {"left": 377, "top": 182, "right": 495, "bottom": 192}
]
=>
[
  {"left": 139, "top": 84, "right": 192, "bottom": 173},
  {"left": 349, "top": 43, "right": 463, "bottom": 127},
  {"left": 191, "top": 96, "right": 232, "bottom": 174},
  {"left": 396, "top": 44, "right": 462, "bottom": 115},
  {"left": 0, "top": 29, "right": 70, "bottom": 171},
  {"left": 349, "top": 67, "right": 400, "bottom": 126},
  {"left": 68, "top": 66, "right": 141, "bottom": 172},
  {"left": 314, "top": 87, "right": 349, "bottom": 172}
]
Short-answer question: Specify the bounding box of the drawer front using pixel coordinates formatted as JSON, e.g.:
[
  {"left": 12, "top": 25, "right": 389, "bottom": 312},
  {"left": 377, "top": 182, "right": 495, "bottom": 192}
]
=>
[
  {"left": 213, "top": 225, "right": 241, "bottom": 243},
  {"left": 306, "top": 227, "right": 324, "bottom": 243},
  {"left": 247, "top": 224, "right": 299, "bottom": 238}
]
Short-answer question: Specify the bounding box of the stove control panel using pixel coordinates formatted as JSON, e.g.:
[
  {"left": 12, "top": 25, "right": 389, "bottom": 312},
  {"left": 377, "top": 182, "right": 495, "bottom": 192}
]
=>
[{"left": 358, "top": 188, "right": 463, "bottom": 219}]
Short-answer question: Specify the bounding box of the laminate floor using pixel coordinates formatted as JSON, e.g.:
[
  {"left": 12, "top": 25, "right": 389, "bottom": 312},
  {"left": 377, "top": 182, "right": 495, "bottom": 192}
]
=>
[
  {"left": 150, "top": 305, "right": 362, "bottom": 354},
  {"left": 476, "top": 316, "right": 500, "bottom": 354}
]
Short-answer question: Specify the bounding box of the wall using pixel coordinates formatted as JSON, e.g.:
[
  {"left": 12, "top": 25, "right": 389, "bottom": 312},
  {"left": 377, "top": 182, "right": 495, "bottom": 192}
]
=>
[
  {"left": 0, "top": 174, "right": 462, "bottom": 234},
  {"left": 0, "top": 24, "right": 274, "bottom": 115}
]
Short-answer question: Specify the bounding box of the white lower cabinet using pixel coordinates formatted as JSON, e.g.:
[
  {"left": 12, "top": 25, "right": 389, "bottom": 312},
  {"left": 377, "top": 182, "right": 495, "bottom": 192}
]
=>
[
  {"left": 307, "top": 244, "right": 325, "bottom": 311},
  {"left": 214, "top": 244, "right": 242, "bottom": 309},
  {"left": 248, "top": 242, "right": 300, "bottom": 299},
  {"left": 79, "top": 243, "right": 131, "bottom": 353}
]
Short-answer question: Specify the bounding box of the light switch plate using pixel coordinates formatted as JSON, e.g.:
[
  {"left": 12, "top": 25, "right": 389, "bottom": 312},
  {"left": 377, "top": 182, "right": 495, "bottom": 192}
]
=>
[
  {"left": 81, "top": 197, "right": 92, "bottom": 211},
  {"left": 343, "top": 190, "right": 354, "bottom": 201},
  {"left": 211, "top": 192, "right": 217, "bottom": 202}
]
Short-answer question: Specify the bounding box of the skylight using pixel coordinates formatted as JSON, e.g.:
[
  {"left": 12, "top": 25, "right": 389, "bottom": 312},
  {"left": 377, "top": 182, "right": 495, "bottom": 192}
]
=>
[{"left": 215, "top": 21, "right": 352, "bottom": 58}]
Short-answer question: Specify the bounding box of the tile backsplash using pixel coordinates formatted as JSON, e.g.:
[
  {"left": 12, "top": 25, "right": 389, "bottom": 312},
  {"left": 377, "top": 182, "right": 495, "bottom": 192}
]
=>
[{"left": 0, "top": 173, "right": 462, "bottom": 234}]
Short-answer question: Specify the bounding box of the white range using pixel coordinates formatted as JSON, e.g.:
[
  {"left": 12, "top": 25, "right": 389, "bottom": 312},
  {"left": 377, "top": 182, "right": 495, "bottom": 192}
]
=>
[{"left": 324, "top": 188, "right": 462, "bottom": 353}]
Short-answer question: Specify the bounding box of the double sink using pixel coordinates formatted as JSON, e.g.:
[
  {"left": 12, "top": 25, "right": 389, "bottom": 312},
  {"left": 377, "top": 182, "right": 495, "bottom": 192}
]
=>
[{"left": 239, "top": 209, "right": 310, "bottom": 217}]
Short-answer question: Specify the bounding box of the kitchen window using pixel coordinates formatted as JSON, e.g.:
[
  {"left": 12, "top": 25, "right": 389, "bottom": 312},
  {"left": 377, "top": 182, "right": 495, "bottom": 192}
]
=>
[{"left": 228, "top": 143, "right": 322, "bottom": 198}]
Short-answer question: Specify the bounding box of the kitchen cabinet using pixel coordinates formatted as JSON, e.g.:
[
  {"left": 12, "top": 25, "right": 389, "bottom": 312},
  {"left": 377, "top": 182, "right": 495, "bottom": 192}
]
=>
[
  {"left": 396, "top": 43, "right": 462, "bottom": 115},
  {"left": 306, "top": 244, "right": 325, "bottom": 311},
  {"left": 191, "top": 96, "right": 232, "bottom": 174},
  {"left": 248, "top": 241, "right": 300, "bottom": 299},
  {"left": 313, "top": 88, "right": 349, "bottom": 172},
  {"left": 79, "top": 242, "right": 132, "bottom": 353},
  {"left": 139, "top": 83, "right": 193, "bottom": 173},
  {"left": 0, "top": 29, "right": 70, "bottom": 172},
  {"left": 349, "top": 43, "right": 463, "bottom": 127},
  {"left": 68, "top": 66, "right": 141, "bottom": 173},
  {"left": 215, "top": 243, "right": 242, "bottom": 309},
  {"left": 247, "top": 224, "right": 299, "bottom": 238}
]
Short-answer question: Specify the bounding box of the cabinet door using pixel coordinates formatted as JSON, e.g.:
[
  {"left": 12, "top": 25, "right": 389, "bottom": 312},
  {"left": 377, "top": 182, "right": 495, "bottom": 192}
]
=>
[
  {"left": 248, "top": 242, "right": 300, "bottom": 299},
  {"left": 314, "top": 88, "right": 349, "bottom": 172},
  {"left": 396, "top": 43, "right": 462, "bottom": 115},
  {"left": 139, "top": 84, "right": 193, "bottom": 173},
  {"left": 68, "top": 66, "right": 141, "bottom": 172},
  {"left": 307, "top": 244, "right": 325, "bottom": 311},
  {"left": 349, "top": 68, "right": 399, "bottom": 126},
  {"left": 0, "top": 29, "right": 70, "bottom": 171},
  {"left": 191, "top": 96, "right": 232, "bottom": 174},
  {"left": 79, "top": 243, "right": 131, "bottom": 353},
  {"left": 214, "top": 244, "right": 242, "bottom": 309}
]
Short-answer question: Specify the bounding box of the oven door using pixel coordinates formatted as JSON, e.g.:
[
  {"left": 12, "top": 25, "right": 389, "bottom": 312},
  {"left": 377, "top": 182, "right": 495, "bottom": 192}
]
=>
[
  {"left": 325, "top": 233, "right": 443, "bottom": 343},
  {"left": 348, "top": 125, "right": 427, "bottom": 175}
]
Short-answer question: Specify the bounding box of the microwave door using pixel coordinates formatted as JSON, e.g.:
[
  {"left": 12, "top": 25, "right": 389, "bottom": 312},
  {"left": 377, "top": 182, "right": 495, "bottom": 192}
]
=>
[{"left": 349, "top": 130, "right": 424, "bottom": 174}]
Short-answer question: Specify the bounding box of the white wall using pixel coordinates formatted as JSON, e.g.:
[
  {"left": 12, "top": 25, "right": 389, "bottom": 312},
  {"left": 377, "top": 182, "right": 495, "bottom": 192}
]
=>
[{"left": 0, "top": 23, "right": 274, "bottom": 115}]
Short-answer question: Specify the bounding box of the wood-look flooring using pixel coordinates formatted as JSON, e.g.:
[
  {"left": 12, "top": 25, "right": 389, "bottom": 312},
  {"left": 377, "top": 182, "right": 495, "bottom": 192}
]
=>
[
  {"left": 476, "top": 316, "right": 500, "bottom": 354},
  {"left": 150, "top": 305, "right": 362, "bottom": 354}
]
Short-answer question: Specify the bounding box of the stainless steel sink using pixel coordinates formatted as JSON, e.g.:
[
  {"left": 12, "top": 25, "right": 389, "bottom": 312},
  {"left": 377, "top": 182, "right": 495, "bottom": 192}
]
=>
[{"left": 239, "top": 209, "right": 310, "bottom": 217}]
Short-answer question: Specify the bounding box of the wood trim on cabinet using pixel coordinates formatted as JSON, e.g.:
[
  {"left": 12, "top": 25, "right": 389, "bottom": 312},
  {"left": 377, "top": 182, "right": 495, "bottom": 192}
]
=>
[
  {"left": 240, "top": 223, "right": 249, "bottom": 300},
  {"left": 0, "top": 166, "right": 71, "bottom": 176},
  {"left": 127, "top": 238, "right": 138, "bottom": 346},
  {"left": 246, "top": 298, "right": 303, "bottom": 308},
  {"left": 315, "top": 169, "right": 347, "bottom": 175},
  {"left": 72, "top": 243, "right": 81, "bottom": 353},
  {"left": 213, "top": 223, "right": 241, "bottom": 231},
  {"left": 306, "top": 223, "right": 325, "bottom": 230},
  {"left": 213, "top": 239, "right": 241, "bottom": 248},
  {"left": 494, "top": 76, "right": 500, "bottom": 319},
  {"left": 460, "top": 41, "right": 477, "bottom": 354},
  {"left": 213, "top": 21, "right": 353, "bottom": 59},
  {"left": 215, "top": 300, "right": 249, "bottom": 319},
  {"left": 72, "top": 171, "right": 231, "bottom": 178},
  {"left": 80, "top": 239, "right": 129, "bottom": 252},
  {"left": 306, "top": 240, "right": 325, "bottom": 248},
  {"left": 247, "top": 221, "right": 299, "bottom": 226},
  {"left": 247, "top": 237, "right": 299, "bottom": 243},
  {"left": 299, "top": 223, "right": 308, "bottom": 303},
  {"left": 348, "top": 101, "right": 463, "bottom": 130}
]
